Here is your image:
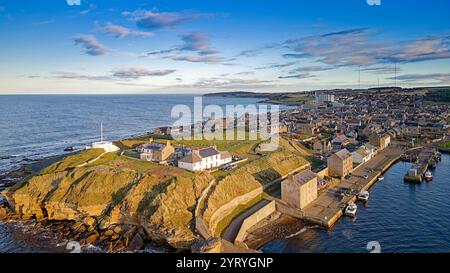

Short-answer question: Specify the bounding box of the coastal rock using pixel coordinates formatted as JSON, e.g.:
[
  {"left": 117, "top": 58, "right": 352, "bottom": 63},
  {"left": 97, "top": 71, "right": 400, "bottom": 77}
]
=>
[
  {"left": 0, "top": 205, "right": 11, "bottom": 220},
  {"left": 113, "top": 226, "right": 123, "bottom": 235},
  {"left": 127, "top": 233, "right": 144, "bottom": 252},
  {"left": 83, "top": 216, "right": 96, "bottom": 227},
  {"left": 104, "top": 229, "right": 115, "bottom": 237},
  {"left": 86, "top": 233, "right": 99, "bottom": 245},
  {"left": 1, "top": 153, "right": 213, "bottom": 250}
]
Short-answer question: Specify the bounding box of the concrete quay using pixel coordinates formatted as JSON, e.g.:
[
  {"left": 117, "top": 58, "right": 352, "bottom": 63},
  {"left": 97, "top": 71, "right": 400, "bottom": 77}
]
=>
[
  {"left": 404, "top": 148, "right": 440, "bottom": 183},
  {"left": 302, "top": 147, "right": 404, "bottom": 228}
]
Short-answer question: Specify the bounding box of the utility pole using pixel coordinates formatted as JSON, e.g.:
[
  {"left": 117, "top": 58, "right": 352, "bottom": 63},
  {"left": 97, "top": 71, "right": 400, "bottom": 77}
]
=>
[
  {"left": 358, "top": 66, "right": 361, "bottom": 89},
  {"left": 394, "top": 63, "right": 397, "bottom": 88}
]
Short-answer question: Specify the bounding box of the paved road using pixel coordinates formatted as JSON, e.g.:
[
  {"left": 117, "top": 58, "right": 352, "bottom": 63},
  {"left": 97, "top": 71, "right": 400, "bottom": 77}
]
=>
[{"left": 222, "top": 199, "right": 271, "bottom": 243}]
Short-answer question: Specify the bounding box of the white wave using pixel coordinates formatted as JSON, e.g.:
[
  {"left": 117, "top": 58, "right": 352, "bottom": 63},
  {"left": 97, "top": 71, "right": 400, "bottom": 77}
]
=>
[{"left": 285, "top": 225, "right": 318, "bottom": 239}]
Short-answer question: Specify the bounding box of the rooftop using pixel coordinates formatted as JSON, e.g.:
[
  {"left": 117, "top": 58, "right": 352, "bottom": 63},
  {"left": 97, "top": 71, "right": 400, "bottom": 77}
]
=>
[
  {"left": 334, "top": 149, "right": 352, "bottom": 160},
  {"left": 291, "top": 169, "right": 317, "bottom": 185}
]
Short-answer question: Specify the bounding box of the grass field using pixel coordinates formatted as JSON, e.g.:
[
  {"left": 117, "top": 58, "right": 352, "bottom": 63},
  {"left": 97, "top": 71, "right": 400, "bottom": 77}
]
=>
[
  {"left": 439, "top": 141, "right": 450, "bottom": 150},
  {"left": 40, "top": 149, "right": 104, "bottom": 174}
]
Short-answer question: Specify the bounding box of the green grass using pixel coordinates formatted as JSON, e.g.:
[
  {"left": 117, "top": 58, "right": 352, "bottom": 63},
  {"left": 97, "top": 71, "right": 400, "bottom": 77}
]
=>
[
  {"left": 215, "top": 193, "right": 267, "bottom": 237},
  {"left": 439, "top": 141, "right": 450, "bottom": 150},
  {"left": 306, "top": 156, "right": 325, "bottom": 170},
  {"left": 86, "top": 152, "right": 160, "bottom": 173},
  {"left": 40, "top": 149, "right": 104, "bottom": 174}
]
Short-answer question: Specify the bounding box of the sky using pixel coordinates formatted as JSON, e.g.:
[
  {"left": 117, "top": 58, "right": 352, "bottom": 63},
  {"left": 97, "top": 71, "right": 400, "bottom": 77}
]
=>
[{"left": 0, "top": 0, "right": 450, "bottom": 94}]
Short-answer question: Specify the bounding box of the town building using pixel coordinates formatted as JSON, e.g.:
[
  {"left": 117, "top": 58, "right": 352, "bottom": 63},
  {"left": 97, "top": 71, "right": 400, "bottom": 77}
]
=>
[
  {"left": 351, "top": 146, "right": 373, "bottom": 165},
  {"left": 313, "top": 140, "right": 332, "bottom": 154},
  {"left": 295, "top": 123, "right": 318, "bottom": 135},
  {"left": 369, "top": 133, "right": 391, "bottom": 150},
  {"left": 139, "top": 140, "right": 174, "bottom": 163},
  {"left": 178, "top": 147, "right": 232, "bottom": 172},
  {"left": 315, "top": 92, "right": 336, "bottom": 103},
  {"left": 327, "top": 149, "right": 353, "bottom": 178},
  {"left": 281, "top": 169, "right": 318, "bottom": 210}
]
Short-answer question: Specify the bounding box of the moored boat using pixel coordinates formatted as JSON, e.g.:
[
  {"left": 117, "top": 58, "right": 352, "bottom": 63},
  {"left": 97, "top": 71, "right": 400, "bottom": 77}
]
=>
[
  {"left": 64, "top": 146, "right": 74, "bottom": 152},
  {"left": 424, "top": 171, "right": 433, "bottom": 182},
  {"left": 358, "top": 190, "right": 370, "bottom": 202},
  {"left": 345, "top": 202, "right": 357, "bottom": 217},
  {"left": 378, "top": 176, "right": 384, "bottom": 181}
]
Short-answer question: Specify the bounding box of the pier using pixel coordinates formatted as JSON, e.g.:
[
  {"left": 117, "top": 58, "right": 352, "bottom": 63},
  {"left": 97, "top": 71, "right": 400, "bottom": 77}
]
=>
[
  {"left": 301, "top": 146, "right": 404, "bottom": 228},
  {"left": 233, "top": 146, "right": 405, "bottom": 249},
  {"left": 404, "top": 148, "right": 440, "bottom": 183}
]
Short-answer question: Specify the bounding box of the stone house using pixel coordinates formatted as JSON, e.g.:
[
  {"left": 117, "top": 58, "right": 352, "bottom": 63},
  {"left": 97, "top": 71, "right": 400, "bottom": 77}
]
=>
[
  {"left": 327, "top": 149, "right": 353, "bottom": 178},
  {"left": 281, "top": 169, "right": 318, "bottom": 210}
]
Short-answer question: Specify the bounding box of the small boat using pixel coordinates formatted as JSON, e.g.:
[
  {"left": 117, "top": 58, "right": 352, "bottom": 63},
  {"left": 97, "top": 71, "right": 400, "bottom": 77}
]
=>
[
  {"left": 424, "top": 171, "right": 433, "bottom": 182},
  {"left": 358, "top": 190, "right": 370, "bottom": 202},
  {"left": 378, "top": 176, "right": 384, "bottom": 181},
  {"left": 64, "top": 146, "right": 74, "bottom": 152},
  {"left": 345, "top": 202, "right": 357, "bottom": 217}
]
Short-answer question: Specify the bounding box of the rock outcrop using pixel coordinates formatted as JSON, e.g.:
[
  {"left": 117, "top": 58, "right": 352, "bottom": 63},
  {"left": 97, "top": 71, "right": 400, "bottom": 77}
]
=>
[{"left": 2, "top": 159, "right": 213, "bottom": 250}]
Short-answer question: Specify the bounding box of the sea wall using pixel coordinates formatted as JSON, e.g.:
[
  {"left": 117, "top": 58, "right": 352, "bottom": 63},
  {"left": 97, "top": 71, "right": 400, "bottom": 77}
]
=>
[{"left": 235, "top": 201, "right": 276, "bottom": 244}]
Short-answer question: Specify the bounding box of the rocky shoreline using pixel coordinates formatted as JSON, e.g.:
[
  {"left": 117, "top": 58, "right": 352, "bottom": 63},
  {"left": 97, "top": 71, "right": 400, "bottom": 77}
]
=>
[{"left": 0, "top": 155, "right": 178, "bottom": 253}]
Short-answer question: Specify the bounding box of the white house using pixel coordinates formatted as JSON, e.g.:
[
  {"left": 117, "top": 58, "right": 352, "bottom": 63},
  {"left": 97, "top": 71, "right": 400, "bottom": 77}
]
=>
[
  {"left": 351, "top": 145, "right": 376, "bottom": 165},
  {"left": 87, "top": 141, "right": 120, "bottom": 153},
  {"left": 85, "top": 123, "right": 120, "bottom": 153},
  {"left": 178, "top": 147, "right": 232, "bottom": 172}
]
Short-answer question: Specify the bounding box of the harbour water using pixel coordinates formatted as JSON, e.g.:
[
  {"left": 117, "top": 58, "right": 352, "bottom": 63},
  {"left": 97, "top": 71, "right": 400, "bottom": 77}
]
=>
[
  {"left": 262, "top": 154, "right": 450, "bottom": 253},
  {"left": 0, "top": 94, "right": 285, "bottom": 252}
]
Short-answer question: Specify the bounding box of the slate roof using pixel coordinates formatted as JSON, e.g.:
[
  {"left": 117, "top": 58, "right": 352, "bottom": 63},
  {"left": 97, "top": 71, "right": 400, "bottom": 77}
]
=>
[
  {"left": 179, "top": 153, "right": 202, "bottom": 164},
  {"left": 197, "top": 147, "right": 220, "bottom": 158},
  {"left": 335, "top": 149, "right": 352, "bottom": 160},
  {"left": 143, "top": 142, "right": 167, "bottom": 151},
  {"left": 291, "top": 170, "right": 317, "bottom": 185}
]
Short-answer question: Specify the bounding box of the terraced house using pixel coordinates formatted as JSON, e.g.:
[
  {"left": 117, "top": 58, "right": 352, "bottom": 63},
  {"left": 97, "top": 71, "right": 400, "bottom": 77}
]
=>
[{"left": 327, "top": 149, "right": 353, "bottom": 178}]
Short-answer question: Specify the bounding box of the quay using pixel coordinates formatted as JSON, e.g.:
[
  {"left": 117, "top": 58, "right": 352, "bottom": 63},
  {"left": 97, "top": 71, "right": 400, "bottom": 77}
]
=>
[
  {"left": 404, "top": 148, "right": 441, "bottom": 183},
  {"left": 302, "top": 146, "right": 404, "bottom": 228},
  {"left": 226, "top": 146, "right": 406, "bottom": 250}
]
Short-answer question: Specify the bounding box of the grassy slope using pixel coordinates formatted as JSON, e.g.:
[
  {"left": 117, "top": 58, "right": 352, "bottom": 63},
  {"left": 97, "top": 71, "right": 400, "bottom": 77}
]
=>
[
  {"left": 203, "top": 138, "right": 309, "bottom": 228},
  {"left": 439, "top": 141, "right": 450, "bottom": 149},
  {"left": 7, "top": 149, "right": 213, "bottom": 248}
]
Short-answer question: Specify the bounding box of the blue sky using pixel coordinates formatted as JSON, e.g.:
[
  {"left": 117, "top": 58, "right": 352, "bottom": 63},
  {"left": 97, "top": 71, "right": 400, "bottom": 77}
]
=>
[{"left": 1, "top": 0, "right": 450, "bottom": 94}]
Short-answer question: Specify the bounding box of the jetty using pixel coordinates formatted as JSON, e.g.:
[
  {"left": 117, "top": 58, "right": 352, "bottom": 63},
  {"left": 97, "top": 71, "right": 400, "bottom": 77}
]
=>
[
  {"left": 301, "top": 146, "right": 404, "bottom": 228},
  {"left": 404, "top": 148, "right": 440, "bottom": 183},
  {"left": 230, "top": 146, "right": 405, "bottom": 249}
]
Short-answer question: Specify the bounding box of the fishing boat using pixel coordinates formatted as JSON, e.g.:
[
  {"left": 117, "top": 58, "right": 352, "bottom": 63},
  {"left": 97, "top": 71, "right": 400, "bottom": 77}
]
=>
[
  {"left": 345, "top": 202, "right": 357, "bottom": 217},
  {"left": 424, "top": 171, "right": 433, "bottom": 182},
  {"left": 358, "top": 190, "right": 370, "bottom": 202},
  {"left": 64, "top": 146, "right": 74, "bottom": 152}
]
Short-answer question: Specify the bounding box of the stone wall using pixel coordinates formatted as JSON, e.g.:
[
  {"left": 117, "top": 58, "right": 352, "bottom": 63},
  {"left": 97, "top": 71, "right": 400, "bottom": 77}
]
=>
[
  {"left": 234, "top": 201, "right": 277, "bottom": 244},
  {"left": 209, "top": 186, "right": 264, "bottom": 235}
]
